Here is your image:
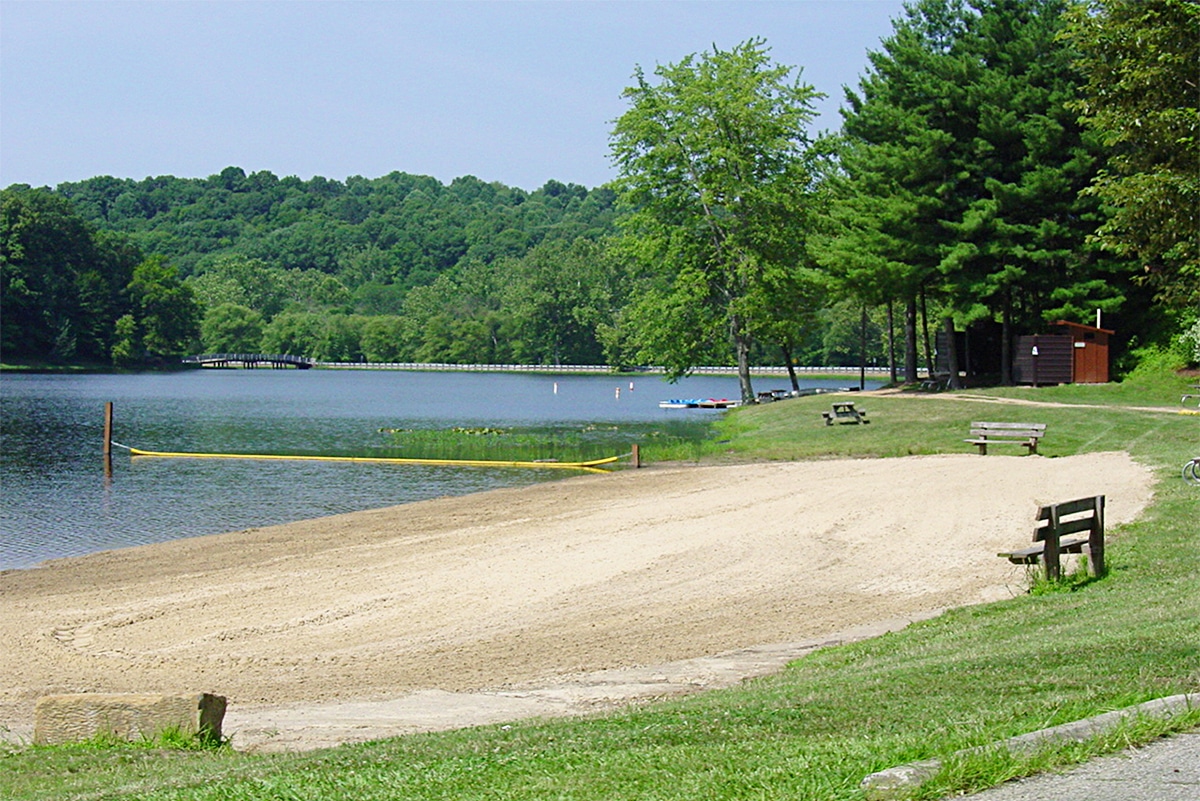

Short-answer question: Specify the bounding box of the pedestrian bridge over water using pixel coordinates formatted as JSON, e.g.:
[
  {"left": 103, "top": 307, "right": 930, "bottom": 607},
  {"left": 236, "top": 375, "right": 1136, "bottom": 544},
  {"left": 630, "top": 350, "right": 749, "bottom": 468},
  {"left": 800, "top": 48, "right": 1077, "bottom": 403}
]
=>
[{"left": 182, "top": 353, "right": 315, "bottom": 369}]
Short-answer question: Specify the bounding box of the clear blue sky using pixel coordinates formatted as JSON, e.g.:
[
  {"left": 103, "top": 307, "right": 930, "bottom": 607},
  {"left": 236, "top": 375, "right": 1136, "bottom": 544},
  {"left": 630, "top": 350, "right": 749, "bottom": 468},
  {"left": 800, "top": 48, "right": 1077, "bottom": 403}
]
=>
[{"left": 1, "top": 0, "right": 905, "bottom": 192}]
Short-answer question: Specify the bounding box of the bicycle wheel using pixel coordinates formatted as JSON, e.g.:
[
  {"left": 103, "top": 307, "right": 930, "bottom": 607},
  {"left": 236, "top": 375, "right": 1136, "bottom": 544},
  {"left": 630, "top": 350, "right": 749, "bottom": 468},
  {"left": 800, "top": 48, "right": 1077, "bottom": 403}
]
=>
[{"left": 1184, "top": 458, "right": 1200, "bottom": 485}]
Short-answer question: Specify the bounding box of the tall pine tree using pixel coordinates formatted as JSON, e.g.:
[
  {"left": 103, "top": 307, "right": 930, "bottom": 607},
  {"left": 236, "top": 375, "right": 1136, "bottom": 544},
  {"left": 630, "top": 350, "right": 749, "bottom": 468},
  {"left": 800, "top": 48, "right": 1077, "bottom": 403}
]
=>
[{"left": 823, "top": 0, "right": 1128, "bottom": 384}]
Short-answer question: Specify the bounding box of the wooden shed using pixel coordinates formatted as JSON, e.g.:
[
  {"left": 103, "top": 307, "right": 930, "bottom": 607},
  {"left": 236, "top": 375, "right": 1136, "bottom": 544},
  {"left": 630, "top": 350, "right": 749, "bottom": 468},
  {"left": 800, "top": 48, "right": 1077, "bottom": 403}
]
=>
[
  {"left": 1051, "top": 320, "right": 1113, "bottom": 384},
  {"left": 1012, "top": 321, "right": 1113, "bottom": 385},
  {"left": 1013, "top": 334, "right": 1074, "bottom": 386}
]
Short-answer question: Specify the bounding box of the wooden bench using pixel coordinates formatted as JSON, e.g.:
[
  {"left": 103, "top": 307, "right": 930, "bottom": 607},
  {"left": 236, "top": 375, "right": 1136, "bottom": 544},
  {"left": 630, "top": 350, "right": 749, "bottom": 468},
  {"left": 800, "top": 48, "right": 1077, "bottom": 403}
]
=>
[
  {"left": 822, "top": 402, "right": 869, "bottom": 425},
  {"left": 999, "top": 495, "right": 1105, "bottom": 579},
  {"left": 965, "top": 422, "right": 1045, "bottom": 455}
]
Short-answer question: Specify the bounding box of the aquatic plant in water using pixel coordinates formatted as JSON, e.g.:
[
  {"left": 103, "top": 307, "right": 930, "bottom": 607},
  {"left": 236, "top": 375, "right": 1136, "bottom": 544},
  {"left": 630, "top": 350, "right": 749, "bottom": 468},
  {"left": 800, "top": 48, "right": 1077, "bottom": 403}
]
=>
[{"left": 379, "top": 422, "right": 712, "bottom": 464}]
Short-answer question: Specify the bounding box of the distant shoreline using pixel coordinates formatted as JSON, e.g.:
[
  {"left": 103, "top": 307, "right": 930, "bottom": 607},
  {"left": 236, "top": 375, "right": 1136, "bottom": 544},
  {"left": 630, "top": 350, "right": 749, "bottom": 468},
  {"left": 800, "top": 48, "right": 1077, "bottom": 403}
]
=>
[{"left": 2, "top": 359, "right": 894, "bottom": 379}]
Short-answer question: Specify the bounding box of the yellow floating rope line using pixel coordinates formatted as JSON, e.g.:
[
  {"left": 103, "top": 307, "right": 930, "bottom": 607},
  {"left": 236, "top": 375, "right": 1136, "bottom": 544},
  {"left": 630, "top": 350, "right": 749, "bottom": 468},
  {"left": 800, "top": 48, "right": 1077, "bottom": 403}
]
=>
[{"left": 118, "top": 442, "right": 621, "bottom": 472}]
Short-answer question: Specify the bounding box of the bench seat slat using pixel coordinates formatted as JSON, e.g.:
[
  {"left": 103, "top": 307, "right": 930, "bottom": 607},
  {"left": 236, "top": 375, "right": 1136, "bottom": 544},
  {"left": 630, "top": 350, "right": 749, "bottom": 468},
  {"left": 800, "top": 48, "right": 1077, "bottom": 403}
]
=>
[
  {"left": 966, "top": 436, "right": 1039, "bottom": 444},
  {"left": 999, "top": 537, "right": 1089, "bottom": 564},
  {"left": 965, "top": 437, "right": 1040, "bottom": 447}
]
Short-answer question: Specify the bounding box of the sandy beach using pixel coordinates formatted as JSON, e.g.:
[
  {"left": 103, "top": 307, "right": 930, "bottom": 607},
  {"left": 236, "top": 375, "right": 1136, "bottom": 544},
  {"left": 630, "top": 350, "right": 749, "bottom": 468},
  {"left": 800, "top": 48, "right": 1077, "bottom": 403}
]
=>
[{"left": 0, "top": 452, "right": 1154, "bottom": 751}]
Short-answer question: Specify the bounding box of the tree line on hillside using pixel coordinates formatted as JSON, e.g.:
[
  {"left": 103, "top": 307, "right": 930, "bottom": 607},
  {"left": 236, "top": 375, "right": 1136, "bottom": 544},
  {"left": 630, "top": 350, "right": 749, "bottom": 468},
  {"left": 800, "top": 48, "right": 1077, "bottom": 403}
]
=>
[
  {"left": 55, "top": 169, "right": 615, "bottom": 291},
  {"left": 2, "top": 0, "right": 1196, "bottom": 395},
  {"left": 1, "top": 169, "right": 623, "bottom": 366}
]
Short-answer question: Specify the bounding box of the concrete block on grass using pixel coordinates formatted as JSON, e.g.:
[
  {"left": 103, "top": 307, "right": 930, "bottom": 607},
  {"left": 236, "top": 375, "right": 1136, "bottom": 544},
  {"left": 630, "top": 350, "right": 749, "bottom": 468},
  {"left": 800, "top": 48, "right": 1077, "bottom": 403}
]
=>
[{"left": 34, "top": 692, "right": 226, "bottom": 745}]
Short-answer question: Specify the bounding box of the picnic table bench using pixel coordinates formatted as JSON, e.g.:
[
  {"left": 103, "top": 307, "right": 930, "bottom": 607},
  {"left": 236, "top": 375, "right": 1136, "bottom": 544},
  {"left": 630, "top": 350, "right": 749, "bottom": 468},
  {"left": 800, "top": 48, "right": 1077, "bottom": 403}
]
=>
[
  {"left": 965, "top": 422, "right": 1045, "bottom": 455},
  {"left": 999, "top": 495, "right": 1105, "bottom": 579},
  {"left": 823, "top": 401, "right": 869, "bottom": 425}
]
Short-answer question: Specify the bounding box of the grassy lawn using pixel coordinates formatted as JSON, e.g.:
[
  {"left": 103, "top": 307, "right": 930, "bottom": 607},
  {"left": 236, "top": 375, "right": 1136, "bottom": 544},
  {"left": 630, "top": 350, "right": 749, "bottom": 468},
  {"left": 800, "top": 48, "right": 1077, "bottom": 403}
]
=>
[{"left": 3, "top": 371, "right": 1198, "bottom": 800}]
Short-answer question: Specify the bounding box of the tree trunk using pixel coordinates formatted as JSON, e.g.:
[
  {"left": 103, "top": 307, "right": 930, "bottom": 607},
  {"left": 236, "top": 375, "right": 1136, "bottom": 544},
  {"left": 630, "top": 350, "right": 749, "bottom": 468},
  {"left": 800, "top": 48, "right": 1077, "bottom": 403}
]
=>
[
  {"left": 905, "top": 296, "right": 919, "bottom": 383},
  {"left": 859, "top": 304, "right": 868, "bottom": 391},
  {"left": 781, "top": 342, "right": 799, "bottom": 392},
  {"left": 887, "top": 301, "right": 897, "bottom": 384},
  {"left": 920, "top": 287, "right": 935, "bottom": 381},
  {"left": 1001, "top": 289, "right": 1013, "bottom": 385},
  {"left": 942, "top": 316, "right": 961, "bottom": 389},
  {"left": 733, "top": 319, "right": 755, "bottom": 403}
]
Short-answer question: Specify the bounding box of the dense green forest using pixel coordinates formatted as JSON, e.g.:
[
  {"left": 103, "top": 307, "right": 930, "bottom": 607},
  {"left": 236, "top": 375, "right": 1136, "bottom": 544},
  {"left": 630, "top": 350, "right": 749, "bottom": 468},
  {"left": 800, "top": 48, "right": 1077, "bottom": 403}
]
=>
[
  {"left": 55, "top": 170, "right": 617, "bottom": 288},
  {"left": 2, "top": 0, "right": 1196, "bottom": 395}
]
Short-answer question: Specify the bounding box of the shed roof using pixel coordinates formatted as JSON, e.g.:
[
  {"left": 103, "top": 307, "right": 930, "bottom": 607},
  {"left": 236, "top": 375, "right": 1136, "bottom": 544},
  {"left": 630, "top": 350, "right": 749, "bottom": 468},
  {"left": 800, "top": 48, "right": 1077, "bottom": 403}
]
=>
[{"left": 1051, "top": 320, "right": 1114, "bottom": 336}]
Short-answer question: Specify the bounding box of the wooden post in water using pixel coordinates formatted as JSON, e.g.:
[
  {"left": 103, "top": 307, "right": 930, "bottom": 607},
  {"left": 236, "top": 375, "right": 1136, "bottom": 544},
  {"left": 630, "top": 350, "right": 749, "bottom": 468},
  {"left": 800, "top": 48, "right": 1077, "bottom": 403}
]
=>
[{"left": 103, "top": 402, "right": 114, "bottom": 476}]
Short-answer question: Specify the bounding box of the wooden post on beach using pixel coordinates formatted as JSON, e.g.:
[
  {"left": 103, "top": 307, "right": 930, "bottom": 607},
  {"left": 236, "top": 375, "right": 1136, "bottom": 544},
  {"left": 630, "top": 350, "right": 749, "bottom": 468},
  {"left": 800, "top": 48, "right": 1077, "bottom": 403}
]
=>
[
  {"left": 631, "top": 443, "right": 640, "bottom": 469},
  {"left": 103, "top": 402, "right": 114, "bottom": 476}
]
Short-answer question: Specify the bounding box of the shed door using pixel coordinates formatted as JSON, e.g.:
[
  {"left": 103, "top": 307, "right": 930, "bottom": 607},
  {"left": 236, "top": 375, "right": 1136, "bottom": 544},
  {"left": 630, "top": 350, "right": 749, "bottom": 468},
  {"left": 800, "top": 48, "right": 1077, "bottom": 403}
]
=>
[{"left": 1072, "top": 332, "right": 1109, "bottom": 383}]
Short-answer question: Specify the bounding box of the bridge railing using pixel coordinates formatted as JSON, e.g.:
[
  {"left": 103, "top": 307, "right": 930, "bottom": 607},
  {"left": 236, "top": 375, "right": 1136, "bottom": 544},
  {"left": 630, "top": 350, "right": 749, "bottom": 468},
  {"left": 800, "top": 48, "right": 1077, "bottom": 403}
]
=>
[
  {"left": 184, "top": 355, "right": 893, "bottom": 376},
  {"left": 315, "top": 362, "right": 892, "bottom": 376}
]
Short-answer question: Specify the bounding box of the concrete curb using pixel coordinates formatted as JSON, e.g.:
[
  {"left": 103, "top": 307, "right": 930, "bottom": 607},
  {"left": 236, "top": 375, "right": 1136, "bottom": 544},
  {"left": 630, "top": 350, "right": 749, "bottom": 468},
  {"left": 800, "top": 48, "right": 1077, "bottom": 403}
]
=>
[{"left": 861, "top": 693, "right": 1200, "bottom": 800}]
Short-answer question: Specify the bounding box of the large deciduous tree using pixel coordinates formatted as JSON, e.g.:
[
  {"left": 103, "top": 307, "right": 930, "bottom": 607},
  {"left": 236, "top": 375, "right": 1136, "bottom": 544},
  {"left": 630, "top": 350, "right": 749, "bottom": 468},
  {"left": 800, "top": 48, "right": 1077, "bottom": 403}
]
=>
[
  {"left": 200, "top": 303, "right": 265, "bottom": 353},
  {"left": 503, "top": 238, "right": 623, "bottom": 366},
  {"left": 126, "top": 255, "right": 201, "bottom": 361},
  {"left": 1, "top": 186, "right": 140, "bottom": 363},
  {"left": 1061, "top": 0, "right": 1200, "bottom": 313},
  {"left": 609, "top": 39, "right": 822, "bottom": 401},
  {"left": 2, "top": 187, "right": 103, "bottom": 360}
]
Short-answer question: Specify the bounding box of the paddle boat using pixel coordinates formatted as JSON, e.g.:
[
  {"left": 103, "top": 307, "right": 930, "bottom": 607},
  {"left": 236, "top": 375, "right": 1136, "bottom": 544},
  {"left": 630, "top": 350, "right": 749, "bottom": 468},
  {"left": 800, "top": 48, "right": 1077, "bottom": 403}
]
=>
[{"left": 658, "top": 398, "right": 743, "bottom": 409}]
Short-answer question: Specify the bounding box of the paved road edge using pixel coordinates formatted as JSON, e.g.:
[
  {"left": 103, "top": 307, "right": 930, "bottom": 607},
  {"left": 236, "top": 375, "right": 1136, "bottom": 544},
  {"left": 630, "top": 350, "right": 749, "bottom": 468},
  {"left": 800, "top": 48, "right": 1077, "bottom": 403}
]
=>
[{"left": 860, "top": 692, "right": 1200, "bottom": 800}]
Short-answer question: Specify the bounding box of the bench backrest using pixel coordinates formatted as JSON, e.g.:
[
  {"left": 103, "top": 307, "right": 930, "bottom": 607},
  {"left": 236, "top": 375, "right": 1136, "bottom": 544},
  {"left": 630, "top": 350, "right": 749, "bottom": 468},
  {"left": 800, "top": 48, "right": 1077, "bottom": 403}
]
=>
[
  {"left": 971, "top": 422, "right": 1046, "bottom": 439},
  {"left": 1033, "top": 495, "right": 1104, "bottom": 543}
]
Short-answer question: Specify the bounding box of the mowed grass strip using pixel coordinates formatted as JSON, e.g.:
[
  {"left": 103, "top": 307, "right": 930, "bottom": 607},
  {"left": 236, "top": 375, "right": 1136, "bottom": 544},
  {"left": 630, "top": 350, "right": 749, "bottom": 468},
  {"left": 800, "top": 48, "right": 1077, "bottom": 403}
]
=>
[{"left": 3, "top": 370, "right": 1197, "bottom": 800}]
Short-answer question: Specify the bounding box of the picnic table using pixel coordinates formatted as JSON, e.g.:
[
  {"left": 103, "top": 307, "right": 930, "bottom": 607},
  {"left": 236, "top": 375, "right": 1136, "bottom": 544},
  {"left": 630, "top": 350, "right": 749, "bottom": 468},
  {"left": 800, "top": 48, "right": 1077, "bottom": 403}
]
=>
[
  {"left": 919, "top": 373, "right": 951, "bottom": 392},
  {"left": 822, "top": 401, "right": 869, "bottom": 425}
]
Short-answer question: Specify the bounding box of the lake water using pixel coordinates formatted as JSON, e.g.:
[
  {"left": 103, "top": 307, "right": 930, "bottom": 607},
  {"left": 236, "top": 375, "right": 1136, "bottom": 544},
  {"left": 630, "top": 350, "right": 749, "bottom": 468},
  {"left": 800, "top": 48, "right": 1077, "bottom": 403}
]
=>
[{"left": 0, "top": 369, "right": 874, "bottom": 570}]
